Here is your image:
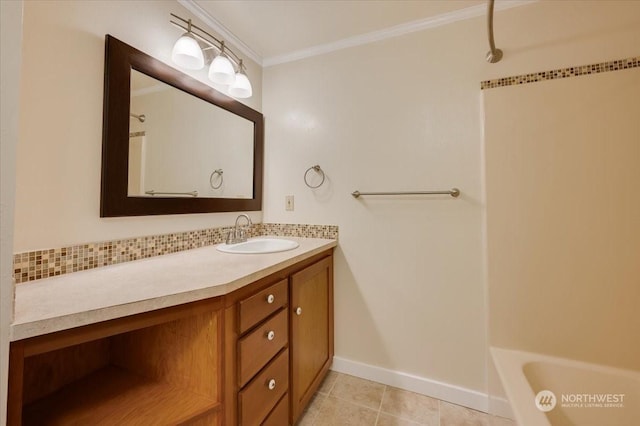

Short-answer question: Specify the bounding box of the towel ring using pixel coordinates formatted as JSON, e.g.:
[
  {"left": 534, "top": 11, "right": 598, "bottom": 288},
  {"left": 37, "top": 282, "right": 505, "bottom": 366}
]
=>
[
  {"left": 304, "top": 165, "right": 325, "bottom": 189},
  {"left": 209, "top": 169, "right": 223, "bottom": 189}
]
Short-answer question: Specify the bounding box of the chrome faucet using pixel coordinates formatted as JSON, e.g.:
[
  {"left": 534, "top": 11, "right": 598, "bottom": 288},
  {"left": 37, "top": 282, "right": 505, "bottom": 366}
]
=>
[{"left": 226, "top": 214, "right": 252, "bottom": 244}]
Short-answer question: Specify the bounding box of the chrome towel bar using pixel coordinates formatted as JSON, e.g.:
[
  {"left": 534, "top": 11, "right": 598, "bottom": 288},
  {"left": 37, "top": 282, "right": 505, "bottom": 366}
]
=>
[
  {"left": 145, "top": 190, "right": 198, "bottom": 197},
  {"left": 351, "top": 188, "right": 460, "bottom": 199}
]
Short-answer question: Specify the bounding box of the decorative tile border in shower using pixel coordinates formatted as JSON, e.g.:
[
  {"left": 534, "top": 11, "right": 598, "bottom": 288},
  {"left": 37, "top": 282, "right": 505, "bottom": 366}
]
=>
[
  {"left": 480, "top": 56, "right": 639, "bottom": 90},
  {"left": 12, "top": 223, "right": 338, "bottom": 284}
]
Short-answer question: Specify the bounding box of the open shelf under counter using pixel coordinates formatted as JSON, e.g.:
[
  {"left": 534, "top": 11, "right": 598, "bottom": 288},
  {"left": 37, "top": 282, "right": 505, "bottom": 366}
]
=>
[
  {"left": 9, "top": 298, "right": 224, "bottom": 425},
  {"left": 23, "top": 366, "right": 221, "bottom": 425}
]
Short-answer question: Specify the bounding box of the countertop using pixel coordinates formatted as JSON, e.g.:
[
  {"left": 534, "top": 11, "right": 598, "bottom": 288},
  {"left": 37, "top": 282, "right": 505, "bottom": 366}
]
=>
[{"left": 11, "top": 237, "right": 337, "bottom": 341}]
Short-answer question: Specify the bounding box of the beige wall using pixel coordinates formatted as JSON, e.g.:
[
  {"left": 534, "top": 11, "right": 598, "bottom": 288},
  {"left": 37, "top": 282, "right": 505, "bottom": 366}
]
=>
[
  {"left": 264, "top": 23, "right": 488, "bottom": 393},
  {"left": 14, "top": 0, "right": 263, "bottom": 252},
  {"left": 484, "top": 68, "right": 640, "bottom": 367},
  {"left": 1, "top": 0, "right": 24, "bottom": 421},
  {"left": 262, "top": 0, "right": 640, "bottom": 400}
]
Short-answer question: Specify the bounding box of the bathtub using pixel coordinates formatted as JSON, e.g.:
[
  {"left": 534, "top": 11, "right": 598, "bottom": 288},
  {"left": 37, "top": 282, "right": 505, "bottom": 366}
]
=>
[{"left": 491, "top": 347, "right": 640, "bottom": 426}]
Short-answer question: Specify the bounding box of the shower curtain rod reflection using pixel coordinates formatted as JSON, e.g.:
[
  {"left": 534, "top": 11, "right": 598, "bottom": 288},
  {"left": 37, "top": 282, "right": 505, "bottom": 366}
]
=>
[
  {"left": 145, "top": 190, "right": 198, "bottom": 197},
  {"left": 130, "top": 113, "right": 146, "bottom": 122}
]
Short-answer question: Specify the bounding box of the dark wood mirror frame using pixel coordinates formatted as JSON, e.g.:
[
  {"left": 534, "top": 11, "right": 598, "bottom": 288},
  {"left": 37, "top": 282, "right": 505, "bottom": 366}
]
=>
[{"left": 100, "top": 35, "right": 263, "bottom": 217}]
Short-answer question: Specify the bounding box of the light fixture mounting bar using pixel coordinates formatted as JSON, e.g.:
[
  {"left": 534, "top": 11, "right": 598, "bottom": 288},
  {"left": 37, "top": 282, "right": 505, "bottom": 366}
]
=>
[{"left": 170, "top": 13, "right": 244, "bottom": 67}]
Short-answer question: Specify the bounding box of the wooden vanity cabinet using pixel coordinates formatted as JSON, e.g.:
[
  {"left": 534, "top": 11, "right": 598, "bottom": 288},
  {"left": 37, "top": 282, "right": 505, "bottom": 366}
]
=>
[
  {"left": 290, "top": 256, "right": 334, "bottom": 423},
  {"left": 235, "top": 279, "right": 290, "bottom": 425},
  {"left": 7, "top": 248, "right": 334, "bottom": 426},
  {"left": 225, "top": 250, "right": 334, "bottom": 426}
]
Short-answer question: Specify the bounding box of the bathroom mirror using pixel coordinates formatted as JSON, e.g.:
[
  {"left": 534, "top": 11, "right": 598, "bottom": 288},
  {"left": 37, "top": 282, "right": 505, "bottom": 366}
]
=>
[{"left": 101, "top": 35, "right": 263, "bottom": 217}]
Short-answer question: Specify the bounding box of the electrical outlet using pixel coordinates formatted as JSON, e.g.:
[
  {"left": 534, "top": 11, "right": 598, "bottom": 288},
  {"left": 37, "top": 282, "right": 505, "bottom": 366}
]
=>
[{"left": 285, "top": 195, "right": 294, "bottom": 211}]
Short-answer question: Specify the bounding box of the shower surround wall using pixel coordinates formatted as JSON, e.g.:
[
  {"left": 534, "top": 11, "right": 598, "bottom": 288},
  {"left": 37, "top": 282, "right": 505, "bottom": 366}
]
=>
[
  {"left": 484, "top": 63, "right": 640, "bottom": 372},
  {"left": 262, "top": 0, "right": 640, "bottom": 413}
]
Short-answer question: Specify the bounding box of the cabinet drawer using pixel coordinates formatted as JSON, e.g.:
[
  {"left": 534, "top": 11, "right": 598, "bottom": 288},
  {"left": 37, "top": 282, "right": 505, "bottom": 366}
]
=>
[
  {"left": 239, "top": 279, "right": 288, "bottom": 334},
  {"left": 238, "top": 349, "right": 289, "bottom": 426},
  {"left": 262, "top": 393, "right": 289, "bottom": 426},
  {"left": 238, "top": 309, "right": 288, "bottom": 387}
]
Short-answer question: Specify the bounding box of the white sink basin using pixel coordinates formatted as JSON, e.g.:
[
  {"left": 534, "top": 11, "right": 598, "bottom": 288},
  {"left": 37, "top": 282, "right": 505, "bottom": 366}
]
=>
[{"left": 217, "top": 238, "right": 299, "bottom": 254}]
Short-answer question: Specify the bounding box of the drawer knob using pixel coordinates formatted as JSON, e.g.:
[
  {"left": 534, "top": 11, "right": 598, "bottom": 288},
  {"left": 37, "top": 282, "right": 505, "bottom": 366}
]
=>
[
  {"left": 267, "top": 330, "right": 275, "bottom": 341},
  {"left": 266, "top": 294, "right": 275, "bottom": 304},
  {"left": 295, "top": 307, "right": 302, "bottom": 316},
  {"left": 268, "top": 379, "right": 276, "bottom": 390}
]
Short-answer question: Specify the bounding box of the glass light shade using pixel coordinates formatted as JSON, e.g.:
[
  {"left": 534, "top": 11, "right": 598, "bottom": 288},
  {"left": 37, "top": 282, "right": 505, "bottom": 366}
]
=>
[
  {"left": 171, "top": 33, "right": 204, "bottom": 70},
  {"left": 208, "top": 54, "right": 236, "bottom": 85},
  {"left": 228, "top": 71, "right": 252, "bottom": 98}
]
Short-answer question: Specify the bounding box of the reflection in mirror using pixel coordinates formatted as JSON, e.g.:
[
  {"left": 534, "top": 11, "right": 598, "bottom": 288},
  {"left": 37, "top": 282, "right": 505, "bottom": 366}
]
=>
[{"left": 128, "top": 70, "right": 254, "bottom": 199}]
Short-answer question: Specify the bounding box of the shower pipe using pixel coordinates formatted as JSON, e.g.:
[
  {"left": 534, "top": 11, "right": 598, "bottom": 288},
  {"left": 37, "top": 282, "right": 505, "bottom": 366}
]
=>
[
  {"left": 486, "top": 0, "right": 503, "bottom": 63},
  {"left": 130, "top": 113, "right": 146, "bottom": 123}
]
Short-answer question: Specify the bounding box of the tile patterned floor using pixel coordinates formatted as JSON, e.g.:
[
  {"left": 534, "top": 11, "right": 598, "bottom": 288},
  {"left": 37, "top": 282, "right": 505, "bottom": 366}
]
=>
[{"left": 298, "top": 371, "right": 515, "bottom": 426}]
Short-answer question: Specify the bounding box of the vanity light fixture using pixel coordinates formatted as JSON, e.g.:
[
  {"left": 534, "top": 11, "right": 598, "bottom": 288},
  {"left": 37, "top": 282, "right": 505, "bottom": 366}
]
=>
[
  {"left": 170, "top": 13, "right": 253, "bottom": 98},
  {"left": 229, "top": 60, "right": 253, "bottom": 98},
  {"left": 171, "top": 19, "right": 204, "bottom": 70},
  {"left": 209, "top": 41, "right": 236, "bottom": 85}
]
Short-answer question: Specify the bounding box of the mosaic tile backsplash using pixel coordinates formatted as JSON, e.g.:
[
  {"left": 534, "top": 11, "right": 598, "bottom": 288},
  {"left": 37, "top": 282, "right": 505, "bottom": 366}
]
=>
[
  {"left": 13, "top": 223, "right": 338, "bottom": 284},
  {"left": 481, "top": 56, "right": 639, "bottom": 90}
]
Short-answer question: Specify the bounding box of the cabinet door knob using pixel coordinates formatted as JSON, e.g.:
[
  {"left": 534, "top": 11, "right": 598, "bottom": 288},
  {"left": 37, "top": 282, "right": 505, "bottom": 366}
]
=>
[
  {"left": 295, "top": 307, "right": 302, "bottom": 316},
  {"left": 267, "top": 330, "right": 275, "bottom": 341},
  {"left": 266, "top": 294, "right": 275, "bottom": 304},
  {"left": 268, "top": 379, "right": 276, "bottom": 390}
]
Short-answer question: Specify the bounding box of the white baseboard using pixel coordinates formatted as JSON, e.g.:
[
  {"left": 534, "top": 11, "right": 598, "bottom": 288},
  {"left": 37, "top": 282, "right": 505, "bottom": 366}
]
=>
[
  {"left": 490, "top": 395, "right": 515, "bottom": 419},
  {"left": 331, "top": 356, "right": 513, "bottom": 419}
]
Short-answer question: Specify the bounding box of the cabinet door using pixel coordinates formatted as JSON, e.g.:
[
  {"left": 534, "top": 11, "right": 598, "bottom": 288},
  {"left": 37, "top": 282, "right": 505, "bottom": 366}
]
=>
[{"left": 290, "top": 255, "right": 333, "bottom": 422}]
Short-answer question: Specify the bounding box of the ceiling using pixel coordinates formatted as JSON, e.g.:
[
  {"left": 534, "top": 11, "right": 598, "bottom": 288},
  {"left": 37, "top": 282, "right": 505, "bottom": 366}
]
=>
[
  {"left": 189, "top": 0, "right": 486, "bottom": 62},
  {"left": 183, "top": 1, "right": 535, "bottom": 66}
]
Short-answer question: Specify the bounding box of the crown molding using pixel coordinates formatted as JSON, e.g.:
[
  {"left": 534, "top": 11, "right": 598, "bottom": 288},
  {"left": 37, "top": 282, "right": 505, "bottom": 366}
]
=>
[
  {"left": 177, "top": 0, "right": 537, "bottom": 69},
  {"left": 177, "top": 0, "right": 263, "bottom": 65},
  {"left": 263, "top": 0, "right": 537, "bottom": 67}
]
